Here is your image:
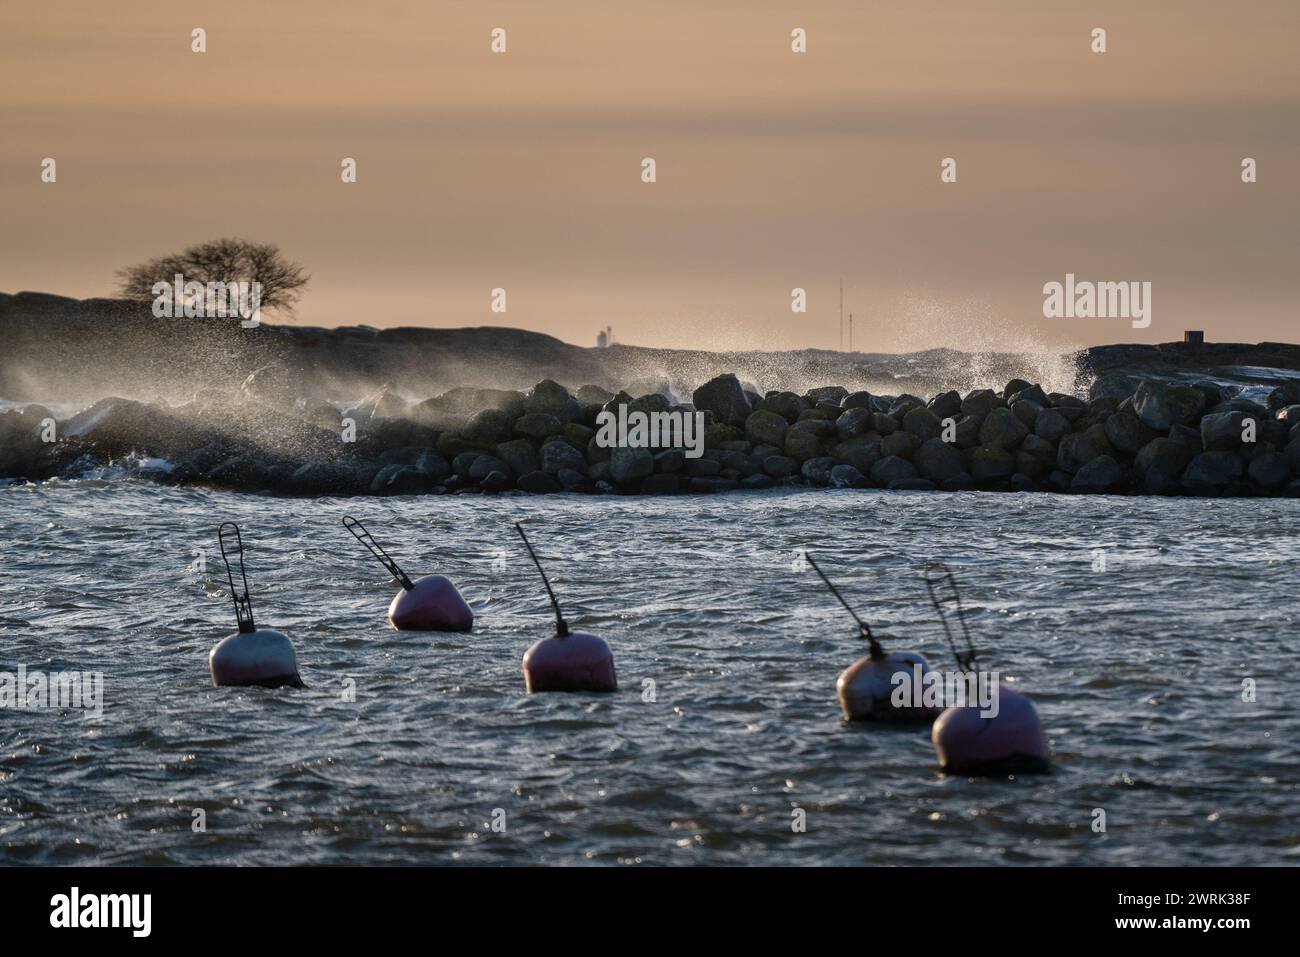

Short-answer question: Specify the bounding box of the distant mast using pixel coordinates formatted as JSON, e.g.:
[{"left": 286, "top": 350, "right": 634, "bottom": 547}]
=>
[
  {"left": 849, "top": 312, "right": 854, "bottom": 353},
  {"left": 838, "top": 277, "right": 843, "bottom": 351}
]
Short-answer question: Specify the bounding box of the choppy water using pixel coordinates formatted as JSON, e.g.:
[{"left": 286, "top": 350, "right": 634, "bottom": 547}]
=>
[{"left": 1, "top": 481, "right": 1296, "bottom": 866}]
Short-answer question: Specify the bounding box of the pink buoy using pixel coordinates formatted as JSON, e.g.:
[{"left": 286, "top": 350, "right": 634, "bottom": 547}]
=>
[
  {"left": 387, "top": 574, "right": 474, "bottom": 632},
  {"left": 932, "top": 684, "right": 1050, "bottom": 775},
  {"left": 210, "top": 523, "right": 305, "bottom": 689},
  {"left": 515, "top": 522, "right": 617, "bottom": 694},
  {"left": 343, "top": 516, "right": 474, "bottom": 633},
  {"left": 837, "top": 649, "right": 940, "bottom": 723},
  {"left": 922, "top": 563, "right": 1050, "bottom": 773},
  {"left": 523, "top": 631, "right": 617, "bottom": 693},
  {"left": 210, "top": 627, "right": 304, "bottom": 689},
  {"left": 804, "top": 552, "right": 937, "bottom": 724}
]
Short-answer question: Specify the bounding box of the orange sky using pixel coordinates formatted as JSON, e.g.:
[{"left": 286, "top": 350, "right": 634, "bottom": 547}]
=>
[{"left": 2, "top": 1, "right": 1297, "bottom": 352}]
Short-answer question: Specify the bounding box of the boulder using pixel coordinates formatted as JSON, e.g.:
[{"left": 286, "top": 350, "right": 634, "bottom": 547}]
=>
[
  {"left": 1010, "top": 384, "right": 1049, "bottom": 406},
  {"left": 1010, "top": 398, "right": 1042, "bottom": 428},
  {"left": 1087, "top": 396, "right": 1119, "bottom": 418},
  {"left": 514, "top": 470, "right": 561, "bottom": 494},
  {"left": 640, "top": 473, "right": 681, "bottom": 494},
  {"left": 969, "top": 445, "right": 1015, "bottom": 482},
  {"left": 480, "top": 470, "right": 510, "bottom": 492},
  {"left": 1089, "top": 373, "right": 1140, "bottom": 402},
  {"left": 914, "top": 437, "right": 965, "bottom": 483},
  {"left": 291, "top": 461, "right": 359, "bottom": 494},
  {"left": 609, "top": 447, "right": 654, "bottom": 484},
  {"left": 799, "top": 406, "right": 837, "bottom": 422},
  {"left": 1283, "top": 439, "right": 1300, "bottom": 474},
  {"left": 801, "top": 456, "right": 837, "bottom": 485},
  {"left": 1135, "top": 437, "right": 1194, "bottom": 476},
  {"left": 783, "top": 419, "right": 834, "bottom": 460},
  {"left": 830, "top": 464, "right": 867, "bottom": 488},
  {"left": 576, "top": 384, "right": 613, "bottom": 405},
  {"left": 1015, "top": 451, "right": 1048, "bottom": 479},
  {"left": 888, "top": 395, "right": 925, "bottom": 419},
  {"left": 514, "top": 412, "right": 563, "bottom": 440},
  {"left": 654, "top": 449, "right": 686, "bottom": 473},
  {"left": 755, "top": 391, "right": 806, "bottom": 423},
  {"left": 870, "top": 455, "right": 917, "bottom": 485},
  {"left": 808, "top": 386, "right": 849, "bottom": 405},
  {"left": 1266, "top": 383, "right": 1300, "bottom": 413},
  {"left": 763, "top": 455, "right": 800, "bottom": 478},
  {"left": 841, "top": 390, "right": 874, "bottom": 410},
  {"left": 1034, "top": 408, "right": 1070, "bottom": 443},
  {"left": 830, "top": 437, "right": 880, "bottom": 474},
  {"left": 1070, "top": 455, "right": 1126, "bottom": 494},
  {"left": 468, "top": 455, "right": 511, "bottom": 481},
  {"left": 881, "top": 430, "right": 920, "bottom": 459},
  {"left": 1181, "top": 451, "right": 1245, "bottom": 494},
  {"left": 563, "top": 422, "right": 595, "bottom": 449},
  {"left": 1184, "top": 381, "right": 1226, "bottom": 408},
  {"left": 1002, "top": 379, "right": 1033, "bottom": 400},
  {"left": 1168, "top": 423, "right": 1203, "bottom": 455},
  {"left": 1132, "top": 381, "right": 1205, "bottom": 432},
  {"left": 495, "top": 438, "right": 540, "bottom": 477},
  {"left": 414, "top": 449, "right": 451, "bottom": 482},
  {"left": 871, "top": 412, "right": 900, "bottom": 435},
  {"left": 978, "top": 407, "right": 1029, "bottom": 450},
  {"left": 1248, "top": 452, "right": 1290, "bottom": 489},
  {"left": 692, "top": 373, "right": 751, "bottom": 427},
  {"left": 951, "top": 415, "right": 982, "bottom": 448},
  {"left": 1104, "top": 411, "right": 1156, "bottom": 456},
  {"left": 1057, "top": 425, "right": 1113, "bottom": 473},
  {"left": 528, "top": 380, "right": 579, "bottom": 421},
  {"left": 927, "top": 391, "right": 962, "bottom": 419},
  {"left": 745, "top": 409, "right": 789, "bottom": 447},
  {"left": 1200, "top": 411, "right": 1251, "bottom": 452},
  {"left": 834, "top": 407, "right": 873, "bottom": 441},
  {"left": 462, "top": 408, "right": 514, "bottom": 448},
  {"left": 960, "top": 390, "right": 1003, "bottom": 418},
  {"left": 903, "top": 406, "right": 943, "bottom": 441},
  {"left": 557, "top": 468, "right": 590, "bottom": 491},
  {"left": 1019, "top": 433, "right": 1056, "bottom": 462},
  {"left": 541, "top": 441, "right": 587, "bottom": 475}
]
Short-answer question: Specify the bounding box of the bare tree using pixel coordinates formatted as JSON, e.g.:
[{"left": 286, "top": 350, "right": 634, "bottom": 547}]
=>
[{"left": 116, "top": 238, "right": 310, "bottom": 322}]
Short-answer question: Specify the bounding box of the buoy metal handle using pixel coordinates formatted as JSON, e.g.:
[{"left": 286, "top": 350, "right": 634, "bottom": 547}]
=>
[
  {"left": 217, "top": 522, "right": 257, "bottom": 634},
  {"left": 924, "top": 562, "right": 978, "bottom": 671},
  {"left": 514, "top": 522, "right": 569, "bottom": 638},
  {"left": 804, "top": 552, "right": 884, "bottom": 658},
  {"left": 342, "top": 516, "right": 415, "bottom": 591}
]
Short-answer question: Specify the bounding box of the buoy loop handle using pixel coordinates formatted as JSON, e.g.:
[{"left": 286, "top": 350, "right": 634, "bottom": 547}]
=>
[
  {"left": 342, "top": 515, "right": 415, "bottom": 591},
  {"left": 217, "top": 522, "right": 257, "bottom": 634},
  {"left": 804, "top": 551, "right": 884, "bottom": 658},
  {"left": 514, "top": 522, "right": 569, "bottom": 638},
  {"left": 923, "top": 562, "right": 978, "bottom": 671}
]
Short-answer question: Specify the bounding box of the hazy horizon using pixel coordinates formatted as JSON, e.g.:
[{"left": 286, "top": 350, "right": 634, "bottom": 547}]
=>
[{"left": 3, "top": 0, "right": 1297, "bottom": 352}]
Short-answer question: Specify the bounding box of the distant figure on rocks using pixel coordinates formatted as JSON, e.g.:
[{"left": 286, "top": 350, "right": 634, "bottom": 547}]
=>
[{"left": 596, "top": 326, "right": 614, "bottom": 348}]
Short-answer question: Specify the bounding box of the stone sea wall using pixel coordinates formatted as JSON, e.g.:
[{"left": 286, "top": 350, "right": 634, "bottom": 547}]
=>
[{"left": 2, "top": 372, "right": 1300, "bottom": 497}]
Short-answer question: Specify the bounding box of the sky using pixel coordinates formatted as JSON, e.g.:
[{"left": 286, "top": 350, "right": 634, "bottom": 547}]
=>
[{"left": 2, "top": 1, "right": 1297, "bottom": 353}]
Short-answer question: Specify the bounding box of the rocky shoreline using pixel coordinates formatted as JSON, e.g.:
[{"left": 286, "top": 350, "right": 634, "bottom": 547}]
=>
[{"left": 3, "top": 371, "right": 1300, "bottom": 498}]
